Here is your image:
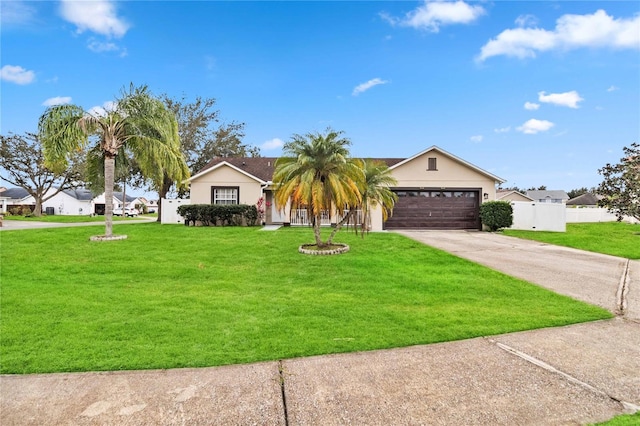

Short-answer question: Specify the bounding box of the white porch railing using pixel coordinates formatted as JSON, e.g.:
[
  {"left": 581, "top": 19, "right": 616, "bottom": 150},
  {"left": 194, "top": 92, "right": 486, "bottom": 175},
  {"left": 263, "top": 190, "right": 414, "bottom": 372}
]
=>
[
  {"left": 289, "top": 209, "right": 363, "bottom": 226},
  {"left": 290, "top": 209, "right": 331, "bottom": 226}
]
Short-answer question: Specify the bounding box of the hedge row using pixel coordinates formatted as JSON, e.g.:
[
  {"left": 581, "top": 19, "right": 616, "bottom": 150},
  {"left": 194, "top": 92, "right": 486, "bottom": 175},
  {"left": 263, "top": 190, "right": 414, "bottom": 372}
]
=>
[{"left": 177, "top": 204, "right": 259, "bottom": 227}]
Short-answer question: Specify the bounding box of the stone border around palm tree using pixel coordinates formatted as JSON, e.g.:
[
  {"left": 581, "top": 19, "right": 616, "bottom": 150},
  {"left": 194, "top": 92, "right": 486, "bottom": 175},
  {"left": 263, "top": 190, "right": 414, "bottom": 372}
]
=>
[
  {"left": 299, "top": 243, "right": 349, "bottom": 255},
  {"left": 89, "top": 235, "right": 128, "bottom": 242}
]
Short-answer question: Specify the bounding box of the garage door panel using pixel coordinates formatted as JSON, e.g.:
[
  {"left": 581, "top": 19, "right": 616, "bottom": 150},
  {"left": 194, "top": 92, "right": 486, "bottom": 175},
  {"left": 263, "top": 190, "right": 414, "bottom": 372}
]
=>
[{"left": 385, "top": 189, "right": 479, "bottom": 230}]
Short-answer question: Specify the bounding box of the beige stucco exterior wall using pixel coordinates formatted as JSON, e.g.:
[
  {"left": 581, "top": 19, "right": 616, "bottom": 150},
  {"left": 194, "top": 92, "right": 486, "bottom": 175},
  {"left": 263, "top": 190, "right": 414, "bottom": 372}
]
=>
[{"left": 189, "top": 165, "right": 263, "bottom": 205}]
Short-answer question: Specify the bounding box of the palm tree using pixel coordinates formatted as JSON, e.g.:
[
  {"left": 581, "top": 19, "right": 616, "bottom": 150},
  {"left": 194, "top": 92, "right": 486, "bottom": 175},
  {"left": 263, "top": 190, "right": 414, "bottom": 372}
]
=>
[
  {"left": 352, "top": 159, "right": 398, "bottom": 236},
  {"left": 273, "top": 129, "right": 363, "bottom": 248},
  {"left": 39, "top": 84, "right": 189, "bottom": 238}
]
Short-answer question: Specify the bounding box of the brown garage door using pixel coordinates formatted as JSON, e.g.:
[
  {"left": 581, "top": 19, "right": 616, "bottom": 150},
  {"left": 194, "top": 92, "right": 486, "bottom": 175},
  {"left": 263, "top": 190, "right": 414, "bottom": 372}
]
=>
[{"left": 384, "top": 190, "right": 480, "bottom": 230}]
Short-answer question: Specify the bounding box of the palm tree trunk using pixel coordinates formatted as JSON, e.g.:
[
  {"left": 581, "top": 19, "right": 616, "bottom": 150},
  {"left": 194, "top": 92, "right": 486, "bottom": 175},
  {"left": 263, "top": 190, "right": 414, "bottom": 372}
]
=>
[
  {"left": 104, "top": 156, "right": 115, "bottom": 237},
  {"left": 313, "top": 213, "right": 324, "bottom": 247},
  {"left": 327, "top": 208, "right": 355, "bottom": 245}
]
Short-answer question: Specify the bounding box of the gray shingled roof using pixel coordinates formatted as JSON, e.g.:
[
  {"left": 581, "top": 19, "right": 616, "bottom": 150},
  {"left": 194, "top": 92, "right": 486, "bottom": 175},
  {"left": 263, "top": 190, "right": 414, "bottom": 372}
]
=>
[
  {"left": 113, "top": 192, "right": 137, "bottom": 203},
  {"left": 62, "top": 188, "right": 94, "bottom": 201},
  {"left": 1, "top": 187, "right": 30, "bottom": 199},
  {"left": 566, "top": 193, "right": 602, "bottom": 206},
  {"left": 525, "top": 190, "right": 570, "bottom": 201}
]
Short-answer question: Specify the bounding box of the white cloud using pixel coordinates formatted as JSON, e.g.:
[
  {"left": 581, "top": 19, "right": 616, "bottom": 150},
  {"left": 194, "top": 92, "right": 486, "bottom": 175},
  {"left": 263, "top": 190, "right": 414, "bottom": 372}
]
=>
[
  {"left": 381, "top": 0, "right": 485, "bottom": 32},
  {"left": 42, "top": 96, "right": 72, "bottom": 107},
  {"left": 87, "top": 38, "right": 119, "bottom": 52},
  {"left": 352, "top": 78, "right": 389, "bottom": 96},
  {"left": 494, "top": 126, "right": 510, "bottom": 133},
  {"left": 261, "top": 138, "right": 284, "bottom": 150},
  {"left": 60, "top": 0, "right": 130, "bottom": 38},
  {"left": 1, "top": 0, "right": 37, "bottom": 26},
  {"left": 477, "top": 10, "right": 640, "bottom": 61},
  {"left": 517, "top": 119, "right": 555, "bottom": 134},
  {"left": 538, "top": 90, "right": 584, "bottom": 108},
  {"left": 88, "top": 101, "right": 116, "bottom": 117},
  {"left": 524, "top": 102, "right": 540, "bottom": 110},
  {"left": 0, "top": 65, "right": 35, "bottom": 84},
  {"left": 470, "top": 135, "right": 483, "bottom": 143},
  {"left": 607, "top": 85, "right": 619, "bottom": 92},
  {"left": 515, "top": 14, "right": 538, "bottom": 28}
]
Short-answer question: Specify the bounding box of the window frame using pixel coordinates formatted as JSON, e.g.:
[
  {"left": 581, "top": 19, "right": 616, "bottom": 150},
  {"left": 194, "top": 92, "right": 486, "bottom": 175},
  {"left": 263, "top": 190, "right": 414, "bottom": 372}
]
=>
[{"left": 211, "top": 186, "right": 240, "bottom": 205}]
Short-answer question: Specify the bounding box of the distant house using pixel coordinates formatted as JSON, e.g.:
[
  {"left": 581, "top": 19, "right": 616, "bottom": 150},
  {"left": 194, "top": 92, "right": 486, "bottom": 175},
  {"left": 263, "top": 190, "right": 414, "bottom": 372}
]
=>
[
  {"left": 93, "top": 192, "right": 139, "bottom": 215},
  {"left": 566, "top": 193, "right": 603, "bottom": 208},
  {"left": 35, "top": 188, "right": 94, "bottom": 215},
  {"left": 1, "top": 188, "right": 33, "bottom": 214},
  {"left": 0, "top": 187, "right": 95, "bottom": 215},
  {"left": 138, "top": 197, "right": 159, "bottom": 213},
  {"left": 496, "top": 189, "right": 534, "bottom": 202},
  {"left": 525, "top": 190, "right": 570, "bottom": 204}
]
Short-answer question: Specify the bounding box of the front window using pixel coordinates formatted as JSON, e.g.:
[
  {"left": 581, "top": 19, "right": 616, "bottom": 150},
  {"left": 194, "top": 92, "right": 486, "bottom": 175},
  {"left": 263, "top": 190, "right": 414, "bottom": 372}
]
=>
[{"left": 212, "top": 186, "right": 239, "bottom": 205}]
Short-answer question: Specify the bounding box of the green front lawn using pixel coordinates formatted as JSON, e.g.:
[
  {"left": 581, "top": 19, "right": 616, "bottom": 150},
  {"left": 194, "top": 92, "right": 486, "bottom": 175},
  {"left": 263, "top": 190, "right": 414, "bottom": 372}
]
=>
[
  {"left": 503, "top": 222, "right": 640, "bottom": 259},
  {"left": 0, "top": 225, "right": 611, "bottom": 374}
]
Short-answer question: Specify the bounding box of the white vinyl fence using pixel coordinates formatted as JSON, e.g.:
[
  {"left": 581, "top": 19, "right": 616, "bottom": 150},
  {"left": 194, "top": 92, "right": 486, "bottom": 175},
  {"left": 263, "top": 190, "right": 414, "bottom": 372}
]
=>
[
  {"left": 509, "top": 201, "right": 566, "bottom": 232},
  {"left": 566, "top": 207, "right": 638, "bottom": 224},
  {"left": 160, "top": 198, "right": 191, "bottom": 224}
]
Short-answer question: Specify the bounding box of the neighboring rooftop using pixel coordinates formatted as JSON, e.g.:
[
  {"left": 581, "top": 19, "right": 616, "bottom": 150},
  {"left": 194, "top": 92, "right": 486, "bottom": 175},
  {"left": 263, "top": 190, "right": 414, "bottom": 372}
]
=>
[
  {"left": 566, "top": 193, "right": 603, "bottom": 206},
  {"left": 525, "top": 190, "right": 570, "bottom": 202}
]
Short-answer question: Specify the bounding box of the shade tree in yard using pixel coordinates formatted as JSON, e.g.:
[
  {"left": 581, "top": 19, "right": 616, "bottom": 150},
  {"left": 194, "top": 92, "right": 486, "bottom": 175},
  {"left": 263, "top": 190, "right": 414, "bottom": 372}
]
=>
[{"left": 0, "top": 132, "right": 85, "bottom": 216}]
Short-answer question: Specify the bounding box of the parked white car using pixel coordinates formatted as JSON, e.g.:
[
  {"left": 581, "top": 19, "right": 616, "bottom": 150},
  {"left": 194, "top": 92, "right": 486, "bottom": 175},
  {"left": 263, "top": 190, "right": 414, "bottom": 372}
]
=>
[{"left": 113, "top": 208, "right": 139, "bottom": 217}]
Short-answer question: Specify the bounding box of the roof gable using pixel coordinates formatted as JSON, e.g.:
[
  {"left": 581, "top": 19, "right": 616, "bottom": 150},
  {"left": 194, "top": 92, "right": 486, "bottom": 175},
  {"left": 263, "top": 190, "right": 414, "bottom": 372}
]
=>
[
  {"left": 190, "top": 157, "right": 277, "bottom": 183},
  {"left": 389, "top": 146, "right": 506, "bottom": 184}
]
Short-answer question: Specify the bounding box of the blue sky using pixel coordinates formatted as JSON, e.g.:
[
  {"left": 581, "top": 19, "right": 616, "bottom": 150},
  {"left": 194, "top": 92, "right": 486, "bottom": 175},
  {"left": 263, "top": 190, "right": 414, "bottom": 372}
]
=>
[{"left": 1, "top": 0, "right": 639, "bottom": 194}]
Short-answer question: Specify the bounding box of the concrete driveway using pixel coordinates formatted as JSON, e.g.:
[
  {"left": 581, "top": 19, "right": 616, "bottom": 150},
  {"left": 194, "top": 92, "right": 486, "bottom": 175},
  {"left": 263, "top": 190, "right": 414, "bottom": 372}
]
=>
[{"left": 1, "top": 230, "right": 639, "bottom": 425}]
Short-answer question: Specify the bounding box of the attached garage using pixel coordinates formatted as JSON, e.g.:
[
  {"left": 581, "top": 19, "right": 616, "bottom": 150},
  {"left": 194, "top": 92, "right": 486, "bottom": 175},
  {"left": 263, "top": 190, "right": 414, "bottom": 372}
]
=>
[{"left": 384, "top": 189, "right": 480, "bottom": 230}]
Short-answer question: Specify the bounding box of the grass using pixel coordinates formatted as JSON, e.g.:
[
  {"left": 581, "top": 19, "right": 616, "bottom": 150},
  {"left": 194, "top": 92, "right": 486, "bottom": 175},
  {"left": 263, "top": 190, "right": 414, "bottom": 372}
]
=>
[
  {"left": 503, "top": 222, "right": 640, "bottom": 259},
  {"left": 0, "top": 224, "right": 611, "bottom": 374},
  {"left": 592, "top": 412, "right": 640, "bottom": 425},
  {"left": 3, "top": 214, "right": 150, "bottom": 223}
]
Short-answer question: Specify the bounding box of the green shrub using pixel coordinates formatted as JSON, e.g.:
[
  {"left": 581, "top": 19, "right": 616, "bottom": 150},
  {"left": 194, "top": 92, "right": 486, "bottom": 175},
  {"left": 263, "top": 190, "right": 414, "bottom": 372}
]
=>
[
  {"left": 177, "top": 204, "right": 259, "bottom": 227},
  {"left": 480, "top": 201, "right": 513, "bottom": 231}
]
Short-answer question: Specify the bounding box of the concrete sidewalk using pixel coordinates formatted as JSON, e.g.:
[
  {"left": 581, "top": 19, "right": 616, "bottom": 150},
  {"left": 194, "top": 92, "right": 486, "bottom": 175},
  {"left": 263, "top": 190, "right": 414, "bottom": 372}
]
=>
[{"left": 2, "top": 231, "right": 639, "bottom": 425}]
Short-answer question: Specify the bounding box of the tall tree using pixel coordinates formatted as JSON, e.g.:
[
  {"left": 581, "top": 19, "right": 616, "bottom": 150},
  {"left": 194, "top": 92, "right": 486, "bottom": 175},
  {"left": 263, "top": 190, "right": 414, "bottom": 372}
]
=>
[
  {"left": 0, "top": 132, "right": 85, "bottom": 216},
  {"left": 157, "top": 95, "right": 258, "bottom": 221},
  {"left": 598, "top": 142, "right": 640, "bottom": 221},
  {"left": 39, "top": 84, "right": 189, "bottom": 238},
  {"left": 273, "top": 129, "right": 363, "bottom": 248}
]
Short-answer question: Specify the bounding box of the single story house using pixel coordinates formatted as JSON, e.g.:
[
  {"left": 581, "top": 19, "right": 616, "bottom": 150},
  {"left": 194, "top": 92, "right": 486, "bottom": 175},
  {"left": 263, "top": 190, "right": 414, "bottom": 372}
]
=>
[
  {"left": 0, "top": 187, "right": 32, "bottom": 213},
  {"left": 525, "top": 190, "right": 570, "bottom": 204},
  {"left": 2, "top": 187, "right": 95, "bottom": 215},
  {"left": 496, "top": 189, "right": 534, "bottom": 202},
  {"left": 187, "top": 146, "right": 505, "bottom": 231}
]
